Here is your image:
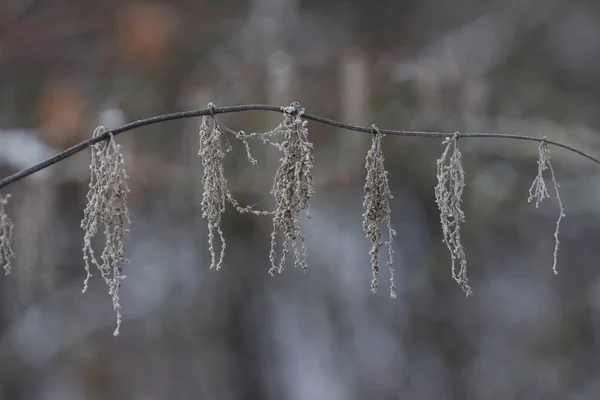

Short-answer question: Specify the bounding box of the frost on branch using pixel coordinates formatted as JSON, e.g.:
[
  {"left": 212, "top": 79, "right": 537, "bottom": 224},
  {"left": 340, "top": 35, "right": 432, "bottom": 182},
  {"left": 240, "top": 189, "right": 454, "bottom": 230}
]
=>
[
  {"left": 0, "top": 194, "right": 15, "bottom": 276},
  {"left": 528, "top": 138, "right": 564, "bottom": 275},
  {"left": 435, "top": 135, "right": 472, "bottom": 296},
  {"left": 198, "top": 103, "right": 271, "bottom": 271},
  {"left": 362, "top": 125, "right": 397, "bottom": 298},
  {"left": 81, "top": 126, "right": 131, "bottom": 336}
]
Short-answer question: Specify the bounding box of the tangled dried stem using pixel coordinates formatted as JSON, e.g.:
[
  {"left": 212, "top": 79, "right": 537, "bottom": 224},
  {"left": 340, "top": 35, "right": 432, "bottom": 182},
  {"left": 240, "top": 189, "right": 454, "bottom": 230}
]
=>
[
  {"left": 435, "top": 135, "right": 472, "bottom": 296},
  {"left": 0, "top": 194, "right": 15, "bottom": 276},
  {"left": 363, "top": 125, "right": 397, "bottom": 297},
  {"left": 81, "top": 126, "right": 131, "bottom": 336},
  {"left": 198, "top": 103, "right": 271, "bottom": 271},
  {"left": 219, "top": 102, "right": 315, "bottom": 274},
  {"left": 258, "top": 102, "right": 315, "bottom": 275},
  {"left": 528, "top": 138, "right": 565, "bottom": 275}
]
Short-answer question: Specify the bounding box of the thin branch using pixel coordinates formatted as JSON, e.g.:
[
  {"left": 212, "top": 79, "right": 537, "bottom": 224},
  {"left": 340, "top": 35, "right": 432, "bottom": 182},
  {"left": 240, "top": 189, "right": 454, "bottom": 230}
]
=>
[{"left": 1, "top": 104, "right": 600, "bottom": 190}]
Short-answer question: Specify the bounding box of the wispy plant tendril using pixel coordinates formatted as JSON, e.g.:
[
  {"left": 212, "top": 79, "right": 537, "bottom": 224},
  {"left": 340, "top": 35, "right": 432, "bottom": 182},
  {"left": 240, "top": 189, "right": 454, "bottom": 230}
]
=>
[
  {"left": 81, "top": 126, "right": 131, "bottom": 336},
  {"left": 218, "top": 102, "right": 315, "bottom": 274},
  {"left": 0, "top": 102, "right": 596, "bottom": 339},
  {"left": 257, "top": 102, "right": 315, "bottom": 275},
  {"left": 198, "top": 103, "right": 271, "bottom": 271},
  {"left": 0, "top": 194, "right": 15, "bottom": 276},
  {"left": 363, "top": 125, "right": 397, "bottom": 298},
  {"left": 435, "top": 135, "right": 471, "bottom": 296},
  {"left": 528, "top": 138, "right": 565, "bottom": 275}
]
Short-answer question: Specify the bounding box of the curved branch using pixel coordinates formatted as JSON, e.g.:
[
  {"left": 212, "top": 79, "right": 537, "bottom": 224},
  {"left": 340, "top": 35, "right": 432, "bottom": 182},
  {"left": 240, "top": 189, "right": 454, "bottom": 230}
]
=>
[{"left": 1, "top": 103, "right": 599, "bottom": 190}]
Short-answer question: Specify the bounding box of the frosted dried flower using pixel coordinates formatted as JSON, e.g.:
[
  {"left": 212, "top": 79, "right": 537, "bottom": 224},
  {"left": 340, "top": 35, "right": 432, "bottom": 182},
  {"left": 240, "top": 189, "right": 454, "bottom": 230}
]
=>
[
  {"left": 81, "top": 126, "right": 131, "bottom": 336},
  {"left": 0, "top": 194, "right": 15, "bottom": 276},
  {"left": 528, "top": 138, "right": 564, "bottom": 275},
  {"left": 363, "top": 125, "right": 397, "bottom": 298},
  {"left": 198, "top": 103, "right": 271, "bottom": 271},
  {"left": 266, "top": 102, "right": 315, "bottom": 275},
  {"left": 435, "top": 135, "right": 471, "bottom": 296},
  {"left": 217, "top": 102, "right": 314, "bottom": 274}
]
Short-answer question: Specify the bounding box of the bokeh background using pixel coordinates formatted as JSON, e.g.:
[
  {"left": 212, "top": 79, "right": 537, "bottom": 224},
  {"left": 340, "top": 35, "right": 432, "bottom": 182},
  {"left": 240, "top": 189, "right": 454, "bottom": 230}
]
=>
[{"left": 2, "top": 0, "right": 600, "bottom": 399}]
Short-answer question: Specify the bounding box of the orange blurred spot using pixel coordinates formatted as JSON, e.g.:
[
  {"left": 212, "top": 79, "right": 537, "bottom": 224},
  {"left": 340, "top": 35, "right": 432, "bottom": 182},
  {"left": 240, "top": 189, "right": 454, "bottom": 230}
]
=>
[
  {"left": 37, "top": 81, "right": 86, "bottom": 150},
  {"left": 115, "top": 2, "right": 177, "bottom": 63}
]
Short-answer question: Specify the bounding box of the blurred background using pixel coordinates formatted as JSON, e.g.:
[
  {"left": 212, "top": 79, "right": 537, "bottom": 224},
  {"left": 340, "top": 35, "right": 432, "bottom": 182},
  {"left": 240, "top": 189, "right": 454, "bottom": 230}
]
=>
[{"left": 2, "top": 0, "right": 600, "bottom": 398}]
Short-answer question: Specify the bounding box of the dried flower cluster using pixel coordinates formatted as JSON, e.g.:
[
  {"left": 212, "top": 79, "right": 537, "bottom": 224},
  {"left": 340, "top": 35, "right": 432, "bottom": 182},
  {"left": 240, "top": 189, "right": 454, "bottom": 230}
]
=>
[
  {"left": 1, "top": 101, "right": 588, "bottom": 337},
  {"left": 0, "top": 194, "right": 15, "bottom": 276},
  {"left": 198, "top": 103, "right": 271, "bottom": 271},
  {"left": 81, "top": 126, "right": 131, "bottom": 336},
  {"left": 435, "top": 135, "right": 471, "bottom": 296},
  {"left": 363, "top": 126, "right": 397, "bottom": 297},
  {"left": 198, "top": 102, "right": 315, "bottom": 275},
  {"left": 264, "top": 103, "right": 315, "bottom": 275},
  {"left": 528, "top": 138, "right": 564, "bottom": 275}
]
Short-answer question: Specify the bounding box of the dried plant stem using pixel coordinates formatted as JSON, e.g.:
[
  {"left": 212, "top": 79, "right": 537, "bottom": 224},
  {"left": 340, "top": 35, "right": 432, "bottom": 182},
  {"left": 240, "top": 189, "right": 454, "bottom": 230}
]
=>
[
  {"left": 0, "top": 102, "right": 595, "bottom": 336},
  {"left": 81, "top": 126, "right": 131, "bottom": 336},
  {"left": 266, "top": 102, "right": 315, "bottom": 275},
  {"left": 198, "top": 104, "right": 271, "bottom": 271},
  {"left": 363, "top": 126, "right": 397, "bottom": 298},
  {"left": 215, "top": 102, "right": 316, "bottom": 275},
  {"left": 528, "top": 138, "right": 565, "bottom": 275},
  {"left": 435, "top": 135, "right": 472, "bottom": 296},
  {"left": 0, "top": 194, "right": 15, "bottom": 276}
]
